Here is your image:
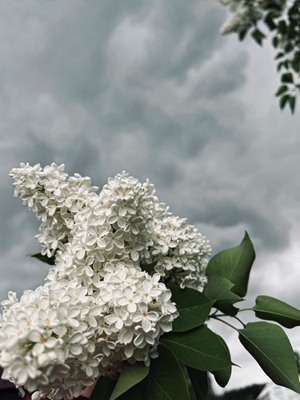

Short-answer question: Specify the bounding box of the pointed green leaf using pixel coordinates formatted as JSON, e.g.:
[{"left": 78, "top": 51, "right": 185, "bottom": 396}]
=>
[
  {"left": 210, "top": 335, "right": 232, "bottom": 387},
  {"left": 264, "top": 13, "right": 277, "bottom": 30},
  {"left": 109, "top": 362, "right": 149, "bottom": 400},
  {"left": 278, "top": 20, "right": 287, "bottom": 34},
  {"left": 268, "top": 10, "right": 282, "bottom": 19},
  {"left": 275, "top": 52, "right": 285, "bottom": 60},
  {"left": 238, "top": 27, "right": 248, "bottom": 41},
  {"left": 162, "top": 326, "right": 232, "bottom": 371},
  {"left": 239, "top": 322, "right": 300, "bottom": 394},
  {"left": 272, "top": 36, "right": 279, "bottom": 48},
  {"left": 171, "top": 286, "right": 214, "bottom": 332},
  {"left": 212, "top": 366, "right": 231, "bottom": 389},
  {"left": 280, "top": 93, "right": 290, "bottom": 109},
  {"left": 186, "top": 367, "right": 208, "bottom": 400},
  {"left": 277, "top": 60, "right": 285, "bottom": 72},
  {"left": 140, "top": 261, "right": 157, "bottom": 273},
  {"left": 203, "top": 274, "right": 243, "bottom": 316},
  {"left": 214, "top": 300, "right": 239, "bottom": 317},
  {"left": 203, "top": 275, "right": 243, "bottom": 302},
  {"left": 206, "top": 232, "right": 255, "bottom": 297},
  {"left": 275, "top": 85, "right": 288, "bottom": 96},
  {"left": 284, "top": 42, "right": 293, "bottom": 54},
  {"left": 291, "top": 58, "right": 300, "bottom": 73},
  {"left": 251, "top": 29, "right": 266, "bottom": 46},
  {"left": 281, "top": 72, "right": 294, "bottom": 83},
  {"left": 116, "top": 382, "right": 144, "bottom": 400},
  {"left": 253, "top": 296, "right": 300, "bottom": 328},
  {"left": 289, "top": 96, "right": 296, "bottom": 114},
  {"left": 27, "top": 252, "right": 56, "bottom": 265},
  {"left": 144, "top": 346, "right": 189, "bottom": 400},
  {"left": 90, "top": 376, "right": 116, "bottom": 400},
  {"left": 294, "top": 51, "right": 300, "bottom": 62}
]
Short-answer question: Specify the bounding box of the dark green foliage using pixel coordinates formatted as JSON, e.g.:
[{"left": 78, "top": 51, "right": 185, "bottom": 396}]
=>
[
  {"left": 269, "top": 1, "right": 300, "bottom": 113},
  {"left": 171, "top": 286, "right": 214, "bottom": 332},
  {"left": 109, "top": 362, "right": 149, "bottom": 400},
  {"left": 205, "top": 232, "right": 255, "bottom": 298},
  {"left": 140, "top": 261, "right": 157, "bottom": 273},
  {"left": 227, "top": 0, "right": 300, "bottom": 113},
  {"left": 251, "top": 29, "right": 266, "bottom": 46},
  {"left": 253, "top": 295, "right": 300, "bottom": 328},
  {"left": 239, "top": 322, "right": 300, "bottom": 393},
  {"left": 162, "top": 326, "right": 232, "bottom": 371},
  {"left": 27, "top": 251, "right": 56, "bottom": 265}
]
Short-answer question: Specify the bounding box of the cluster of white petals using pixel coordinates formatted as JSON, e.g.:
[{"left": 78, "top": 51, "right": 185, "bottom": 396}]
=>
[
  {"left": 1, "top": 163, "right": 211, "bottom": 399},
  {"left": 220, "top": 5, "right": 258, "bottom": 34},
  {"left": 218, "top": 0, "right": 286, "bottom": 35},
  {"left": 0, "top": 267, "right": 176, "bottom": 400},
  {"left": 9, "top": 163, "right": 211, "bottom": 290}
]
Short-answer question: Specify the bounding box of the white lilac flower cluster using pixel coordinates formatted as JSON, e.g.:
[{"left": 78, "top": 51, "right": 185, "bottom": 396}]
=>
[
  {"left": 9, "top": 163, "right": 211, "bottom": 290},
  {"left": 218, "top": 0, "right": 286, "bottom": 35},
  {"left": 0, "top": 268, "right": 174, "bottom": 400},
  {"left": 0, "top": 163, "right": 211, "bottom": 400}
]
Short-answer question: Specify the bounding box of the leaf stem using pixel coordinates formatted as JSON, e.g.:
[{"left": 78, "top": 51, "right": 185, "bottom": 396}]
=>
[
  {"left": 212, "top": 314, "right": 246, "bottom": 329},
  {"left": 234, "top": 315, "right": 246, "bottom": 328},
  {"left": 208, "top": 309, "right": 219, "bottom": 318},
  {"left": 213, "top": 316, "right": 239, "bottom": 332}
]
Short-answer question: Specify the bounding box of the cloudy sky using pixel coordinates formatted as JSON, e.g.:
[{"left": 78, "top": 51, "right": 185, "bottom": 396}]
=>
[{"left": 1, "top": 0, "right": 300, "bottom": 393}]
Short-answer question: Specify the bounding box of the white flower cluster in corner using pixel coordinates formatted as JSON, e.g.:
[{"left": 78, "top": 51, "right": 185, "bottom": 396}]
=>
[
  {"left": 218, "top": 0, "right": 286, "bottom": 35},
  {"left": 0, "top": 163, "right": 211, "bottom": 400},
  {"left": 0, "top": 268, "right": 174, "bottom": 400}
]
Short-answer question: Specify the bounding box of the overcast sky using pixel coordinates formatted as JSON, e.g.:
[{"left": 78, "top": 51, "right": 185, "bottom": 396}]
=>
[{"left": 1, "top": 0, "right": 300, "bottom": 393}]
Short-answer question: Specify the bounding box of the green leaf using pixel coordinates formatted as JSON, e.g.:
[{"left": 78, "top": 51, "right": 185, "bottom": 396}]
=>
[
  {"left": 281, "top": 72, "right": 294, "bottom": 83},
  {"left": 140, "top": 261, "right": 157, "bottom": 273},
  {"left": 109, "top": 362, "right": 149, "bottom": 400},
  {"left": 144, "top": 346, "right": 189, "bottom": 400},
  {"left": 253, "top": 295, "right": 300, "bottom": 328},
  {"left": 278, "top": 20, "right": 287, "bottom": 34},
  {"left": 205, "top": 232, "right": 255, "bottom": 297},
  {"left": 264, "top": 13, "right": 277, "bottom": 30},
  {"left": 171, "top": 286, "right": 214, "bottom": 332},
  {"left": 90, "top": 376, "right": 116, "bottom": 400},
  {"left": 280, "top": 94, "right": 290, "bottom": 109},
  {"left": 162, "top": 325, "right": 232, "bottom": 371},
  {"left": 116, "top": 382, "right": 144, "bottom": 400},
  {"left": 294, "top": 51, "right": 300, "bottom": 62},
  {"left": 289, "top": 96, "right": 296, "bottom": 114},
  {"left": 291, "top": 58, "right": 300, "bottom": 73},
  {"left": 251, "top": 29, "right": 266, "bottom": 46},
  {"left": 284, "top": 42, "right": 294, "bottom": 54},
  {"left": 186, "top": 367, "right": 208, "bottom": 400},
  {"left": 277, "top": 60, "right": 289, "bottom": 72},
  {"left": 275, "top": 52, "right": 285, "bottom": 60},
  {"left": 203, "top": 274, "right": 243, "bottom": 316},
  {"left": 210, "top": 335, "right": 232, "bottom": 387},
  {"left": 238, "top": 27, "right": 248, "bottom": 41},
  {"left": 203, "top": 275, "right": 243, "bottom": 303},
  {"left": 272, "top": 35, "right": 279, "bottom": 48},
  {"left": 27, "top": 252, "right": 56, "bottom": 265},
  {"left": 268, "top": 10, "right": 282, "bottom": 19},
  {"left": 261, "top": 2, "right": 282, "bottom": 11},
  {"left": 239, "top": 322, "right": 300, "bottom": 394},
  {"left": 289, "top": 2, "right": 300, "bottom": 17},
  {"left": 275, "top": 84, "right": 288, "bottom": 96}
]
